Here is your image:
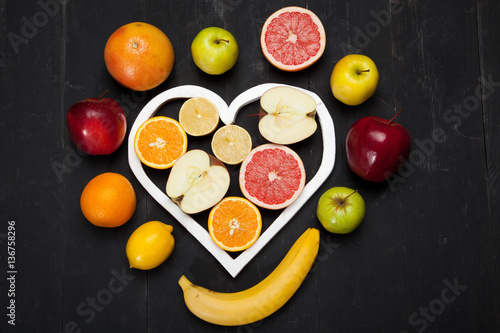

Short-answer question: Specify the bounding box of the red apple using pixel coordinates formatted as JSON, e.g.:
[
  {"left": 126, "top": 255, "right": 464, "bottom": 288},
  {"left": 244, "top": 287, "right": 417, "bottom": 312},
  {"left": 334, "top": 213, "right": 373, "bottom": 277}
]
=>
[
  {"left": 66, "top": 92, "right": 127, "bottom": 155},
  {"left": 346, "top": 110, "right": 411, "bottom": 182}
]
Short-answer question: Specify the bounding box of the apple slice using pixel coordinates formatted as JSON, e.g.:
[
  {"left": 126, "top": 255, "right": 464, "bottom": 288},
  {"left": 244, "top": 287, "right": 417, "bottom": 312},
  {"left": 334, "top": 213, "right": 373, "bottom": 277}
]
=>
[
  {"left": 166, "top": 149, "right": 230, "bottom": 214},
  {"left": 258, "top": 86, "right": 318, "bottom": 144}
]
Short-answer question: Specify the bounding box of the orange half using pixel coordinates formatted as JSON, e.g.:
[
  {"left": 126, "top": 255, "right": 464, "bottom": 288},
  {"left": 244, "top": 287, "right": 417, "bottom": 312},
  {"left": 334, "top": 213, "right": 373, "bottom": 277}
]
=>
[
  {"left": 208, "top": 197, "right": 262, "bottom": 252},
  {"left": 134, "top": 116, "right": 188, "bottom": 169}
]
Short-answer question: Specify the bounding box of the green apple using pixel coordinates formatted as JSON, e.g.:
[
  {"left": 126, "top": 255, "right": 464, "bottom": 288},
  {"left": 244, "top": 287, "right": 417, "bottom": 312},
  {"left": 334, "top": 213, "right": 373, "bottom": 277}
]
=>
[
  {"left": 191, "top": 27, "right": 239, "bottom": 75},
  {"left": 330, "top": 54, "right": 379, "bottom": 106},
  {"left": 316, "top": 187, "right": 365, "bottom": 234}
]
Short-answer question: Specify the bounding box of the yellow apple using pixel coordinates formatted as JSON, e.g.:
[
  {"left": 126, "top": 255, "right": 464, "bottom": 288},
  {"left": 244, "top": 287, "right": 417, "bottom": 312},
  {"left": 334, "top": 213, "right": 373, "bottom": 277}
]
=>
[
  {"left": 330, "top": 54, "right": 379, "bottom": 106},
  {"left": 191, "top": 27, "right": 239, "bottom": 75}
]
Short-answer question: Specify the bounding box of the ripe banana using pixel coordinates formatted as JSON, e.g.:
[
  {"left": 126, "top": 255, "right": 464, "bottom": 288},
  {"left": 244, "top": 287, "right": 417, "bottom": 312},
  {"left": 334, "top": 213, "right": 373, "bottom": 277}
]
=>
[{"left": 178, "top": 227, "right": 320, "bottom": 326}]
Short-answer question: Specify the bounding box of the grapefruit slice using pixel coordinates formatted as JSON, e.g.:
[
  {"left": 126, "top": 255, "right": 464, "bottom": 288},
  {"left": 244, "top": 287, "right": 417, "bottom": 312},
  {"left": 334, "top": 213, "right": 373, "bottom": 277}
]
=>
[
  {"left": 260, "top": 6, "right": 326, "bottom": 72},
  {"left": 239, "top": 144, "right": 306, "bottom": 210}
]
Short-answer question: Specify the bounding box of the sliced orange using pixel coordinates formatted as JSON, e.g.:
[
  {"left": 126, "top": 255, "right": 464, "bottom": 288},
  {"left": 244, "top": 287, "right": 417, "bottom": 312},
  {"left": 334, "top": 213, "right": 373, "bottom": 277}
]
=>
[
  {"left": 208, "top": 197, "right": 262, "bottom": 252},
  {"left": 211, "top": 124, "right": 252, "bottom": 165},
  {"left": 179, "top": 97, "right": 219, "bottom": 136},
  {"left": 134, "top": 116, "right": 188, "bottom": 169}
]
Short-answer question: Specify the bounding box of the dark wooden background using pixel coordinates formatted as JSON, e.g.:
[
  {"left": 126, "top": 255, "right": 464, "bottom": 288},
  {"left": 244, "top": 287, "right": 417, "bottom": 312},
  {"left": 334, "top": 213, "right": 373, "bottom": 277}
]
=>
[{"left": 1, "top": 0, "right": 499, "bottom": 332}]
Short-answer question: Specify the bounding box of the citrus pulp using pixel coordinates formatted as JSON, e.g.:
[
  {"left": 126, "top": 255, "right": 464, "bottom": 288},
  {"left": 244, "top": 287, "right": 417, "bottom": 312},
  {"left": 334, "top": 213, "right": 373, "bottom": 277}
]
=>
[
  {"left": 211, "top": 124, "right": 252, "bottom": 165},
  {"left": 239, "top": 144, "right": 306, "bottom": 210},
  {"left": 134, "top": 116, "right": 188, "bottom": 169},
  {"left": 261, "top": 7, "right": 326, "bottom": 71},
  {"left": 179, "top": 97, "right": 219, "bottom": 136},
  {"left": 208, "top": 197, "right": 262, "bottom": 252}
]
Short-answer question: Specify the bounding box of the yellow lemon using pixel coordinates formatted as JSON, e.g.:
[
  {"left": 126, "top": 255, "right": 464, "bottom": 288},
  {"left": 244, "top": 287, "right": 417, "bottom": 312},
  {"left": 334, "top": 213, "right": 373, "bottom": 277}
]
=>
[{"left": 126, "top": 221, "right": 175, "bottom": 270}]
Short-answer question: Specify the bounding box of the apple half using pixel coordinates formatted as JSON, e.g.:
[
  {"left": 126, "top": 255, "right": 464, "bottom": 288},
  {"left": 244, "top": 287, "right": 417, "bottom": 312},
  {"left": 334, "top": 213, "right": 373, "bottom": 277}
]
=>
[
  {"left": 258, "top": 86, "right": 318, "bottom": 144},
  {"left": 166, "top": 149, "right": 230, "bottom": 214}
]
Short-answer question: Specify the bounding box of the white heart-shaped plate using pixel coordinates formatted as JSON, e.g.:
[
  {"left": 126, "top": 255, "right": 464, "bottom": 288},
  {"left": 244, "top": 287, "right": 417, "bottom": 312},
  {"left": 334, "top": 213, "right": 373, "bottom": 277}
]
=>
[{"left": 128, "top": 83, "right": 336, "bottom": 277}]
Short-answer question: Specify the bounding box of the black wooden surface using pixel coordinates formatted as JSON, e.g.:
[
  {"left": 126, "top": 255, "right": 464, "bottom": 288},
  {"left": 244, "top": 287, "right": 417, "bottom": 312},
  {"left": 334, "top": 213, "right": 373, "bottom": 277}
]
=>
[{"left": 1, "top": 0, "right": 500, "bottom": 332}]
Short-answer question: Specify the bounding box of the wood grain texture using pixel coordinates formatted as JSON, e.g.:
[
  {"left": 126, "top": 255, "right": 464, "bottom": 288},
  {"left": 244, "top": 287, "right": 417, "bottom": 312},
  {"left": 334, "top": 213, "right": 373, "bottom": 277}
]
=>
[
  {"left": 478, "top": 0, "right": 500, "bottom": 320},
  {"left": 0, "top": 1, "right": 65, "bottom": 331},
  {"left": 389, "top": 1, "right": 499, "bottom": 332},
  {"left": 1, "top": 0, "right": 499, "bottom": 332}
]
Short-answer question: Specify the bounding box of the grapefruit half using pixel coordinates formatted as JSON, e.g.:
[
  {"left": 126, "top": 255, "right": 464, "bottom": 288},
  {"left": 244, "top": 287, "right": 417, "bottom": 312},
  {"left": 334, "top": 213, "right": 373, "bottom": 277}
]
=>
[
  {"left": 260, "top": 6, "right": 326, "bottom": 72},
  {"left": 239, "top": 144, "right": 306, "bottom": 210}
]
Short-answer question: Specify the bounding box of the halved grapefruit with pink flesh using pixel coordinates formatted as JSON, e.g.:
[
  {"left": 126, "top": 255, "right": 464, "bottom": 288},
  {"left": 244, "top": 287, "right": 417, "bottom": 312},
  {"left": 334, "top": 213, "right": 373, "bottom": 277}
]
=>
[
  {"left": 260, "top": 6, "right": 326, "bottom": 72},
  {"left": 239, "top": 144, "right": 306, "bottom": 210}
]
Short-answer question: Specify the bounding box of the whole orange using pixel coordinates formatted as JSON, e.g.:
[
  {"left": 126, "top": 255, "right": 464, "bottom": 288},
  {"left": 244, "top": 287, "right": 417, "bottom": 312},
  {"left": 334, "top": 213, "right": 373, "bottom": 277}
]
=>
[
  {"left": 104, "top": 22, "right": 175, "bottom": 91},
  {"left": 80, "top": 172, "right": 136, "bottom": 228}
]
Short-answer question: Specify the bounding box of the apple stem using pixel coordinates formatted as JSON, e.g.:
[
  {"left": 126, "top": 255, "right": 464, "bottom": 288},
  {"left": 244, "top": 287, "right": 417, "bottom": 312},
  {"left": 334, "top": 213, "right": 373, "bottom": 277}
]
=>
[
  {"left": 388, "top": 109, "right": 404, "bottom": 125},
  {"left": 97, "top": 90, "right": 109, "bottom": 100},
  {"left": 216, "top": 39, "right": 230, "bottom": 44},
  {"left": 356, "top": 69, "right": 370, "bottom": 75},
  {"left": 341, "top": 190, "right": 358, "bottom": 205}
]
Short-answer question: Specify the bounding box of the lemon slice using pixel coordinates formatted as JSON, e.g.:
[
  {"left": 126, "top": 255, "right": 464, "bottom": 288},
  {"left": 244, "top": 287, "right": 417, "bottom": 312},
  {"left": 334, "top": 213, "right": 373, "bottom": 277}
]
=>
[
  {"left": 179, "top": 97, "right": 220, "bottom": 136},
  {"left": 211, "top": 124, "right": 252, "bottom": 165}
]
